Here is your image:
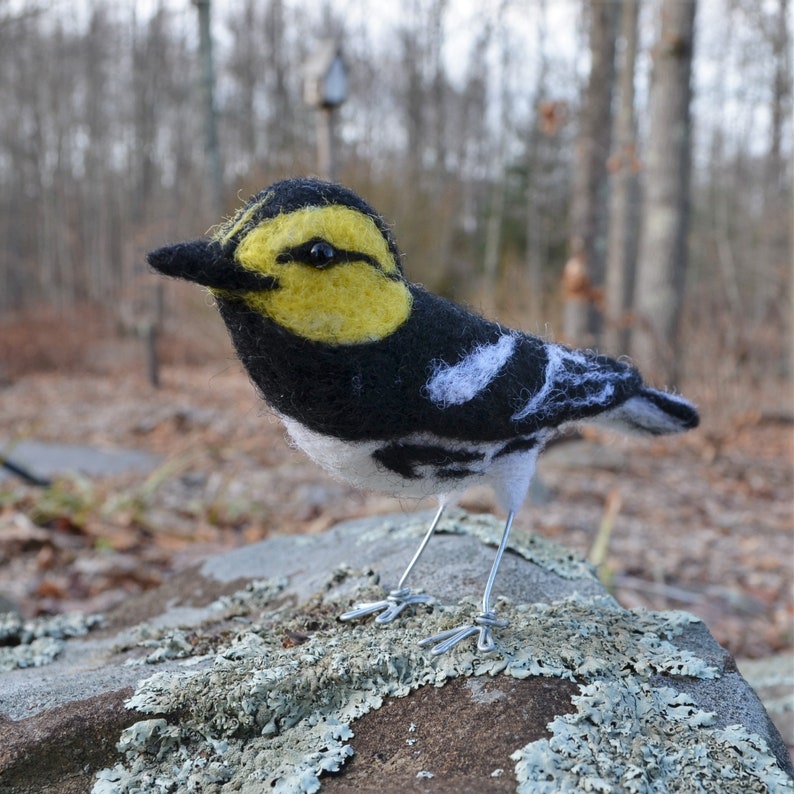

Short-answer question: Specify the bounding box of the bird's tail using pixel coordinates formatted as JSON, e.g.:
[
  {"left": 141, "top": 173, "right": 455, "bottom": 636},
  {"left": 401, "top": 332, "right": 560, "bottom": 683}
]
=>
[{"left": 593, "top": 387, "right": 699, "bottom": 436}]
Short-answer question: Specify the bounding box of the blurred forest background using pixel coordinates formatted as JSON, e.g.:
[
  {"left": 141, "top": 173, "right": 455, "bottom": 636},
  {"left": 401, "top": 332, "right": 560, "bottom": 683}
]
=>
[
  {"left": 0, "top": 1, "right": 792, "bottom": 679},
  {"left": 0, "top": 0, "right": 790, "bottom": 406}
]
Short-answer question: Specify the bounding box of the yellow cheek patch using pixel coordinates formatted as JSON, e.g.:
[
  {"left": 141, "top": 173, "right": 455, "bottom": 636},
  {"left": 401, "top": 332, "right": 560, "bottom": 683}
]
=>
[
  {"left": 243, "top": 262, "right": 411, "bottom": 344},
  {"left": 225, "top": 205, "right": 411, "bottom": 345}
]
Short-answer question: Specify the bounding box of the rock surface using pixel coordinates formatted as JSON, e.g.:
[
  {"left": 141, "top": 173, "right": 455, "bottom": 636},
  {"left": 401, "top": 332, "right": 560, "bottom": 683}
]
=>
[
  {"left": 0, "top": 511, "right": 791, "bottom": 793},
  {"left": 0, "top": 439, "right": 161, "bottom": 483}
]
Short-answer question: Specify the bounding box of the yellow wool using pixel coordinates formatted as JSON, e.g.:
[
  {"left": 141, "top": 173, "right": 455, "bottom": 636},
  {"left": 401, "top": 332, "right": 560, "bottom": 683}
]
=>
[
  {"left": 214, "top": 191, "right": 275, "bottom": 246},
  {"left": 220, "top": 205, "right": 412, "bottom": 345}
]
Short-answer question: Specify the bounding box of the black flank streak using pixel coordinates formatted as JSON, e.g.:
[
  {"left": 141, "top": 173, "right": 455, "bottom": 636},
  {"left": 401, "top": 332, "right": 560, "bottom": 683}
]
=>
[
  {"left": 494, "top": 436, "right": 539, "bottom": 459},
  {"left": 373, "top": 442, "right": 484, "bottom": 479}
]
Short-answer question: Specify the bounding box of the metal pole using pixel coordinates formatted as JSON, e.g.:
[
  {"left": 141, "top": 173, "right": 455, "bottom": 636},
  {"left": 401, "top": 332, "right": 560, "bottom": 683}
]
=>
[{"left": 316, "top": 106, "right": 336, "bottom": 181}]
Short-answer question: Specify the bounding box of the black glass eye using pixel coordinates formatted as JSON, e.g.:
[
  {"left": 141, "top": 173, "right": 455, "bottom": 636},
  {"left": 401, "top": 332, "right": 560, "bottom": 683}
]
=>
[{"left": 309, "top": 241, "right": 336, "bottom": 268}]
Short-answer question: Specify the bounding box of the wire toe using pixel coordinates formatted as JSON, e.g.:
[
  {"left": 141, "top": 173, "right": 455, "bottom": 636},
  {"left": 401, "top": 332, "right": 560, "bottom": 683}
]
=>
[
  {"left": 339, "top": 587, "right": 433, "bottom": 624},
  {"left": 418, "top": 610, "right": 509, "bottom": 655}
]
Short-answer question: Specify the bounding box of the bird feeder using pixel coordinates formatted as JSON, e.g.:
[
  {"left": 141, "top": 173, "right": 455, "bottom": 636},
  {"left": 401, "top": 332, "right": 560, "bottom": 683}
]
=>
[
  {"left": 303, "top": 41, "right": 347, "bottom": 180},
  {"left": 303, "top": 40, "right": 348, "bottom": 109}
]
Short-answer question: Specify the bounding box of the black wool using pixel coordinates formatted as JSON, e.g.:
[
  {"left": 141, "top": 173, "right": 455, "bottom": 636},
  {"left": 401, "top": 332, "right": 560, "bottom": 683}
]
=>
[{"left": 215, "top": 285, "right": 646, "bottom": 443}]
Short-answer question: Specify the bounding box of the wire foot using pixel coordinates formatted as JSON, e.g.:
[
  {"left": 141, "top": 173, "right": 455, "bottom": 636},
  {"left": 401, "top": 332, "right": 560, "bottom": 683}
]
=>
[
  {"left": 418, "top": 611, "right": 509, "bottom": 655},
  {"left": 339, "top": 587, "right": 433, "bottom": 625}
]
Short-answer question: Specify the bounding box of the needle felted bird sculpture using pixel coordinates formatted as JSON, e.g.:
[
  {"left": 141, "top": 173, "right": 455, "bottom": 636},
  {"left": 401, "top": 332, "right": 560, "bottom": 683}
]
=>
[{"left": 149, "top": 178, "right": 699, "bottom": 655}]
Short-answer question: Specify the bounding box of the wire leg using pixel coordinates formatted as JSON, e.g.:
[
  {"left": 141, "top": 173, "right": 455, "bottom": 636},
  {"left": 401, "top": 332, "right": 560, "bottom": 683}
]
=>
[
  {"left": 480, "top": 510, "right": 515, "bottom": 616},
  {"left": 419, "top": 511, "right": 515, "bottom": 655},
  {"left": 339, "top": 503, "right": 446, "bottom": 625},
  {"left": 397, "top": 502, "right": 445, "bottom": 589}
]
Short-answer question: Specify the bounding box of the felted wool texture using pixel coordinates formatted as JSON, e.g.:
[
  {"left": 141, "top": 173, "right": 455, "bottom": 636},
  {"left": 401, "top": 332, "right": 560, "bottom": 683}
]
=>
[
  {"left": 233, "top": 205, "right": 399, "bottom": 277},
  {"left": 246, "top": 262, "right": 409, "bottom": 344},
  {"left": 510, "top": 344, "right": 637, "bottom": 423},
  {"left": 148, "top": 240, "right": 279, "bottom": 292},
  {"left": 215, "top": 285, "right": 647, "bottom": 444},
  {"left": 149, "top": 178, "right": 699, "bottom": 451},
  {"left": 214, "top": 179, "right": 403, "bottom": 274},
  {"left": 426, "top": 333, "right": 518, "bottom": 408},
  {"left": 231, "top": 205, "right": 411, "bottom": 344},
  {"left": 281, "top": 416, "right": 548, "bottom": 512},
  {"left": 595, "top": 389, "right": 700, "bottom": 436}
]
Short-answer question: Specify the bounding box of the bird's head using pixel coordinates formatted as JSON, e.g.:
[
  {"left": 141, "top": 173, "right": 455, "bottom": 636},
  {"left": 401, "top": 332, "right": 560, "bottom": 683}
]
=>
[{"left": 148, "top": 179, "right": 412, "bottom": 345}]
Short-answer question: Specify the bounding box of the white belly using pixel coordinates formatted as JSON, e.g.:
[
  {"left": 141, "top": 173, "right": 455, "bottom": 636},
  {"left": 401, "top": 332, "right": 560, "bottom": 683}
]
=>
[{"left": 280, "top": 416, "right": 547, "bottom": 512}]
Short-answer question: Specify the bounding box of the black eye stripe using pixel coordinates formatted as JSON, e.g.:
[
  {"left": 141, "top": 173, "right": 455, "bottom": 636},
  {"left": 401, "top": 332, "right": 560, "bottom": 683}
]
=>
[{"left": 276, "top": 238, "right": 389, "bottom": 273}]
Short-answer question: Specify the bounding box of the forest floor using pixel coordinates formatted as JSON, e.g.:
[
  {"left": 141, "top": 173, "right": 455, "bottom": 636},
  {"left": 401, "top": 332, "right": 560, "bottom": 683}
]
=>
[{"left": 0, "top": 359, "right": 792, "bottom": 662}]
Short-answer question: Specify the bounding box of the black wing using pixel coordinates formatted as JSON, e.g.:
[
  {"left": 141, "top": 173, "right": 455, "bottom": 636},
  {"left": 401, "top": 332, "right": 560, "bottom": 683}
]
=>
[{"left": 217, "top": 285, "right": 652, "bottom": 442}]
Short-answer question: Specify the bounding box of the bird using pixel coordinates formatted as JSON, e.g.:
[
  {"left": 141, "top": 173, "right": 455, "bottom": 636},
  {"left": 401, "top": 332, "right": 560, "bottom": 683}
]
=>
[{"left": 148, "top": 177, "right": 699, "bottom": 655}]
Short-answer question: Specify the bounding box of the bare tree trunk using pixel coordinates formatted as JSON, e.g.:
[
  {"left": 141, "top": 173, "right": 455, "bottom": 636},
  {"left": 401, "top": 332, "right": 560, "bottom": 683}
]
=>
[
  {"left": 483, "top": 4, "right": 510, "bottom": 305},
  {"left": 765, "top": 0, "right": 791, "bottom": 376},
  {"left": 632, "top": 0, "right": 696, "bottom": 384},
  {"left": 603, "top": 0, "right": 640, "bottom": 356},
  {"left": 194, "top": 0, "right": 224, "bottom": 215},
  {"left": 768, "top": 0, "right": 790, "bottom": 188},
  {"left": 524, "top": 0, "right": 549, "bottom": 328},
  {"left": 401, "top": 4, "right": 426, "bottom": 188},
  {"left": 267, "top": 0, "right": 293, "bottom": 167},
  {"left": 790, "top": 160, "right": 794, "bottom": 381},
  {"left": 565, "top": 0, "right": 618, "bottom": 345}
]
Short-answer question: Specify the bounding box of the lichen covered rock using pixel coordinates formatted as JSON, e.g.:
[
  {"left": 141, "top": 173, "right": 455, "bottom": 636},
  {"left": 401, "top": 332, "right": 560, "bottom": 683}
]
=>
[{"left": 89, "top": 514, "right": 792, "bottom": 792}]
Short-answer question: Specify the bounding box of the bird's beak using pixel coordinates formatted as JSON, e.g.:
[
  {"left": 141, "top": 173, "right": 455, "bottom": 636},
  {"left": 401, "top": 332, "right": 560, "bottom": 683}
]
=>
[{"left": 148, "top": 239, "right": 278, "bottom": 292}]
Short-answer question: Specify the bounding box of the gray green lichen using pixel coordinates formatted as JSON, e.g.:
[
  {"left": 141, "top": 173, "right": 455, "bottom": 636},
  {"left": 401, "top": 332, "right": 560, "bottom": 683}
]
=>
[
  {"left": 358, "top": 509, "right": 599, "bottom": 582},
  {"left": 91, "top": 518, "right": 791, "bottom": 793},
  {"left": 437, "top": 510, "right": 597, "bottom": 581},
  {"left": 123, "top": 579, "right": 290, "bottom": 666},
  {"left": 0, "top": 610, "right": 102, "bottom": 671},
  {"left": 512, "top": 680, "right": 794, "bottom": 793}
]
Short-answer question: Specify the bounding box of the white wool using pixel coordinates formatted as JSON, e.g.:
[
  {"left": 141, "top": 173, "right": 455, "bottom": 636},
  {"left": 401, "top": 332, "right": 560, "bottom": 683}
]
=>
[
  {"left": 594, "top": 391, "right": 692, "bottom": 435},
  {"left": 511, "top": 345, "right": 632, "bottom": 422},
  {"left": 425, "top": 334, "right": 517, "bottom": 408},
  {"left": 490, "top": 445, "right": 543, "bottom": 513},
  {"left": 280, "top": 415, "right": 546, "bottom": 512}
]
